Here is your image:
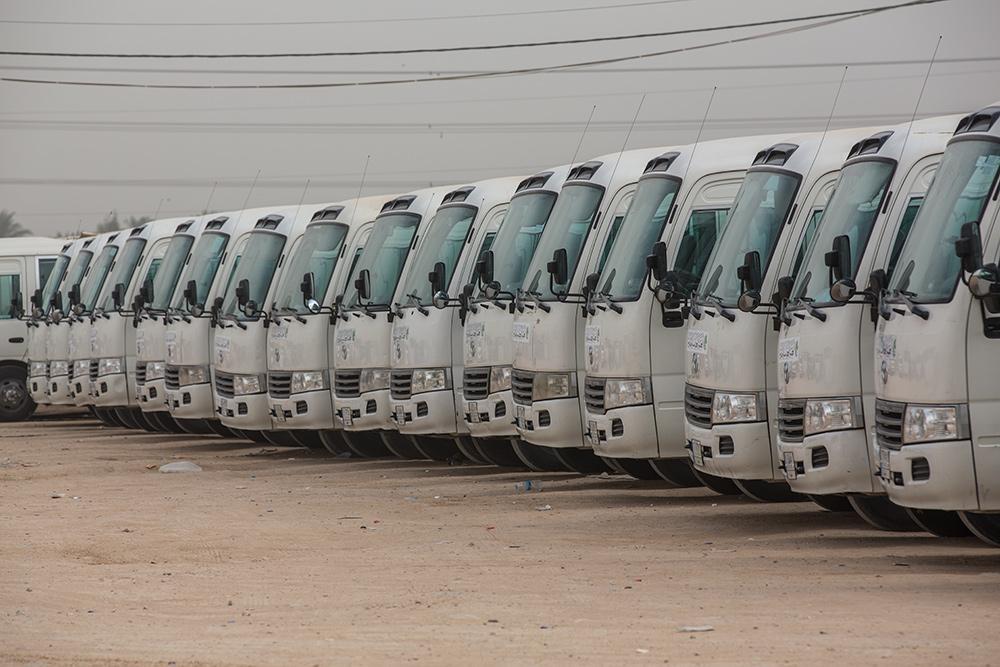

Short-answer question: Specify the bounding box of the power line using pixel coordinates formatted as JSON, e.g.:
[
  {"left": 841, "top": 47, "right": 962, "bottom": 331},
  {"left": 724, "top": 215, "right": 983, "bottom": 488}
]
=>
[
  {"left": 0, "top": 1, "right": 946, "bottom": 59},
  {"left": 0, "top": 5, "right": 941, "bottom": 91},
  {"left": 0, "top": 0, "right": 693, "bottom": 27}
]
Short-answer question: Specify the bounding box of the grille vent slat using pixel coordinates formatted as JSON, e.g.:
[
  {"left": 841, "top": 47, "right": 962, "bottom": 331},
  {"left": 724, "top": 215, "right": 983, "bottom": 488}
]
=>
[
  {"left": 214, "top": 370, "right": 235, "bottom": 398},
  {"left": 391, "top": 370, "right": 413, "bottom": 400},
  {"left": 585, "top": 376, "right": 606, "bottom": 414},
  {"left": 875, "top": 399, "right": 905, "bottom": 450},
  {"left": 684, "top": 384, "right": 714, "bottom": 428},
  {"left": 334, "top": 370, "right": 361, "bottom": 398},
  {"left": 135, "top": 362, "right": 147, "bottom": 385},
  {"left": 165, "top": 365, "right": 180, "bottom": 390},
  {"left": 778, "top": 399, "right": 806, "bottom": 442},
  {"left": 268, "top": 372, "right": 293, "bottom": 399},
  {"left": 463, "top": 367, "right": 490, "bottom": 400},
  {"left": 511, "top": 370, "right": 534, "bottom": 405}
]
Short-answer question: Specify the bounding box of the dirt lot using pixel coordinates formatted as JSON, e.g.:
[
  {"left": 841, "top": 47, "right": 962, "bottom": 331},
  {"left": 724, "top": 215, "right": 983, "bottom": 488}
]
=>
[{"left": 2, "top": 416, "right": 999, "bottom": 665}]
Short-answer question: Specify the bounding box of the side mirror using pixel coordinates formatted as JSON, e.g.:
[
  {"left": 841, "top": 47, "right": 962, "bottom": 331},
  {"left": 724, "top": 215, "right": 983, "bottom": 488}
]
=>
[
  {"left": 9, "top": 292, "right": 22, "bottom": 319},
  {"left": 428, "top": 261, "right": 447, "bottom": 294},
  {"left": 825, "top": 234, "right": 852, "bottom": 283},
  {"left": 111, "top": 282, "right": 125, "bottom": 310},
  {"left": 645, "top": 241, "right": 668, "bottom": 282},
  {"left": 236, "top": 278, "right": 250, "bottom": 308},
  {"left": 830, "top": 278, "right": 857, "bottom": 303},
  {"left": 51, "top": 310, "right": 62, "bottom": 324},
  {"left": 583, "top": 272, "right": 599, "bottom": 298},
  {"left": 52, "top": 291, "right": 63, "bottom": 313},
  {"left": 142, "top": 277, "right": 154, "bottom": 306},
  {"left": 244, "top": 300, "right": 258, "bottom": 316},
  {"left": 955, "top": 221, "right": 984, "bottom": 274},
  {"left": 432, "top": 290, "right": 449, "bottom": 310},
  {"left": 547, "top": 248, "right": 568, "bottom": 286},
  {"left": 300, "top": 272, "right": 315, "bottom": 301},
  {"left": 775, "top": 276, "right": 794, "bottom": 304},
  {"left": 736, "top": 250, "right": 763, "bottom": 311},
  {"left": 69, "top": 283, "right": 81, "bottom": 307},
  {"left": 866, "top": 269, "right": 889, "bottom": 322},
  {"left": 483, "top": 280, "right": 500, "bottom": 300},
  {"left": 211, "top": 295, "right": 224, "bottom": 316},
  {"left": 737, "top": 289, "right": 761, "bottom": 313},
  {"left": 355, "top": 269, "right": 371, "bottom": 301},
  {"left": 183, "top": 280, "right": 198, "bottom": 307},
  {"left": 30, "top": 288, "right": 41, "bottom": 309},
  {"left": 477, "top": 251, "right": 494, "bottom": 285},
  {"left": 654, "top": 274, "right": 679, "bottom": 306},
  {"left": 969, "top": 263, "right": 999, "bottom": 298}
]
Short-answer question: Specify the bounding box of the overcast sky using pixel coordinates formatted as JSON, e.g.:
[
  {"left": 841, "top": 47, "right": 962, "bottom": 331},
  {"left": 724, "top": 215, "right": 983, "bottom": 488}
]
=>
[{"left": 1, "top": 0, "right": 997, "bottom": 236}]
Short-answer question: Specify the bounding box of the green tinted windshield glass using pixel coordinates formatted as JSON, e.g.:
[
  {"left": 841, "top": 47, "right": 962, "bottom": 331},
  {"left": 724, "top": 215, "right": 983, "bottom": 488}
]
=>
[
  {"left": 482, "top": 191, "right": 556, "bottom": 295},
  {"left": 672, "top": 209, "right": 730, "bottom": 296},
  {"left": 890, "top": 140, "right": 1000, "bottom": 302},
  {"left": 697, "top": 170, "right": 800, "bottom": 306},
  {"left": 150, "top": 234, "right": 194, "bottom": 310},
  {"left": 599, "top": 177, "right": 680, "bottom": 300},
  {"left": 171, "top": 232, "right": 228, "bottom": 311},
  {"left": 60, "top": 249, "right": 93, "bottom": 307},
  {"left": 79, "top": 245, "right": 117, "bottom": 312},
  {"left": 40, "top": 254, "right": 70, "bottom": 311},
  {"left": 520, "top": 184, "right": 604, "bottom": 300},
  {"left": 342, "top": 213, "right": 420, "bottom": 309},
  {"left": 792, "top": 160, "right": 894, "bottom": 304},
  {"left": 221, "top": 232, "right": 285, "bottom": 319},
  {"left": 885, "top": 197, "right": 923, "bottom": 280},
  {"left": 272, "top": 223, "right": 350, "bottom": 313},
  {"left": 399, "top": 206, "right": 477, "bottom": 305},
  {"left": 98, "top": 238, "right": 146, "bottom": 311}
]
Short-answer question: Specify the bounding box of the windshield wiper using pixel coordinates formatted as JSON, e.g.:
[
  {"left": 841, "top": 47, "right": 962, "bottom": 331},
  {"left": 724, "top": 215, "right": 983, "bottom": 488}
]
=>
[
  {"left": 405, "top": 292, "right": 429, "bottom": 316},
  {"left": 890, "top": 290, "right": 929, "bottom": 320},
  {"left": 790, "top": 296, "right": 827, "bottom": 323},
  {"left": 696, "top": 293, "right": 735, "bottom": 322}
]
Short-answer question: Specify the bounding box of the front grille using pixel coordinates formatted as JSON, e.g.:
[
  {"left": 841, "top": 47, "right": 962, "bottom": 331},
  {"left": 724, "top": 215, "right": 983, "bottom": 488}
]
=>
[
  {"left": 215, "top": 370, "right": 235, "bottom": 398},
  {"left": 811, "top": 446, "right": 830, "bottom": 468},
  {"left": 875, "top": 399, "right": 905, "bottom": 450},
  {"left": 135, "top": 362, "right": 147, "bottom": 385},
  {"left": 778, "top": 399, "right": 806, "bottom": 442},
  {"left": 268, "top": 371, "right": 293, "bottom": 399},
  {"left": 334, "top": 370, "right": 361, "bottom": 398},
  {"left": 89, "top": 359, "right": 99, "bottom": 383},
  {"left": 165, "top": 365, "right": 180, "bottom": 390},
  {"left": 68, "top": 363, "right": 74, "bottom": 382},
  {"left": 684, "top": 383, "right": 714, "bottom": 428},
  {"left": 463, "top": 367, "right": 490, "bottom": 400},
  {"left": 391, "top": 370, "right": 413, "bottom": 400},
  {"left": 584, "top": 376, "right": 606, "bottom": 414},
  {"left": 511, "top": 369, "right": 533, "bottom": 405},
  {"left": 911, "top": 457, "right": 930, "bottom": 481}
]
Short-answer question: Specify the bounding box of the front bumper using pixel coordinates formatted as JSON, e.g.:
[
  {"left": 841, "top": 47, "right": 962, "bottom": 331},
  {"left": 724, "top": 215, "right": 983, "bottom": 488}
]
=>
[
  {"left": 881, "top": 440, "right": 979, "bottom": 511},
  {"left": 91, "top": 371, "right": 129, "bottom": 407},
  {"left": 30, "top": 372, "right": 48, "bottom": 404},
  {"left": 335, "top": 389, "right": 392, "bottom": 431},
  {"left": 71, "top": 366, "right": 92, "bottom": 407},
  {"left": 687, "top": 420, "right": 776, "bottom": 480},
  {"left": 269, "top": 389, "right": 334, "bottom": 430},
  {"left": 391, "top": 388, "right": 461, "bottom": 436},
  {"left": 462, "top": 389, "right": 517, "bottom": 437},
  {"left": 165, "top": 382, "right": 215, "bottom": 419},
  {"left": 48, "top": 373, "right": 74, "bottom": 404},
  {"left": 217, "top": 392, "right": 272, "bottom": 430},
  {"left": 138, "top": 378, "right": 169, "bottom": 412},
  {"left": 777, "top": 429, "right": 876, "bottom": 495},
  {"left": 513, "top": 396, "right": 585, "bottom": 449},
  {"left": 587, "top": 403, "right": 659, "bottom": 460}
]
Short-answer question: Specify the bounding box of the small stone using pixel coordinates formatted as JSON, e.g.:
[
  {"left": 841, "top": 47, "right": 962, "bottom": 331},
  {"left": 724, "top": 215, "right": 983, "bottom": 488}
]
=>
[
  {"left": 679, "top": 625, "right": 714, "bottom": 633},
  {"left": 535, "top": 504, "right": 552, "bottom": 512},
  {"left": 159, "top": 461, "right": 202, "bottom": 473}
]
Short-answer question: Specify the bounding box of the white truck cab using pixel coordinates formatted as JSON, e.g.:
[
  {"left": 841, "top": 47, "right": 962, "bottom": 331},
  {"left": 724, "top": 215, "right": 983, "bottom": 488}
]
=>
[
  {"left": 871, "top": 104, "right": 1000, "bottom": 545},
  {"left": 685, "top": 128, "right": 874, "bottom": 501},
  {"left": 460, "top": 166, "right": 572, "bottom": 470},
  {"left": 511, "top": 148, "right": 671, "bottom": 474},
  {"left": 584, "top": 135, "right": 778, "bottom": 485},
  {"left": 776, "top": 116, "right": 959, "bottom": 530},
  {"left": 162, "top": 208, "right": 272, "bottom": 438},
  {"left": 265, "top": 196, "right": 390, "bottom": 451},
  {"left": 88, "top": 219, "right": 190, "bottom": 430},
  {"left": 388, "top": 177, "right": 521, "bottom": 462},
  {"left": 332, "top": 187, "right": 452, "bottom": 458},
  {"left": 0, "top": 237, "right": 63, "bottom": 420}
]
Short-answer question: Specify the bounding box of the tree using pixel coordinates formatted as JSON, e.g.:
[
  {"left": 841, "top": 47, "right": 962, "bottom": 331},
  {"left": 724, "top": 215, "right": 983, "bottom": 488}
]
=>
[
  {"left": 0, "top": 210, "right": 31, "bottom": 238},
  {"left": 97, "top": 211, "right": 152, "bottom": 233}
]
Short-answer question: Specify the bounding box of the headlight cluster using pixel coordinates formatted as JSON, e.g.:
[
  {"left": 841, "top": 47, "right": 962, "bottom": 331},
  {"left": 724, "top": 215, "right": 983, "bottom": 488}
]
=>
[
  {"left": 98, "top": 357, "right": 124, "bottom": 376},
  {"left": 359, "top": 368, "right": 390, "bottom": 393},
  {"left": 712, "top": 392, "right": 762, "bottom": 424},
  {"left": 73, "top": 360, "right": 89, "bottom": 377},
  {"left": 49, "top": 360, "right": 69, "bottom": 377},
  {"left": 489, "top": 365, "right": 512, "bottom": 393},
  {"left": 532, "top": 372, "right": 577, "bottom": 401},
  {"left": 30, "top": 361, "right": 47, "bottom": 377},
  {"left": 804, "top": 397, "right": 861, "bottom": 436},
  {"left": 178, "top": 365, "right": 209, "bottom": 386},
  {"left": 412, "top": 368, "right": 449, "bottom": 394},
  {"left": 604, "top": 377, "right": 651, "bottom": 410},
  {"left": 291, "top": 370, "right": 328, "bottom": 394},
  {"left": 903, "top": 404, "right": 968, "bottom": 444},
  {"left": 233, "top": 374, "right": 265, "bottom": 396},
  {"left": 145, "top": 361, "right": 166, "bottom": 381}
]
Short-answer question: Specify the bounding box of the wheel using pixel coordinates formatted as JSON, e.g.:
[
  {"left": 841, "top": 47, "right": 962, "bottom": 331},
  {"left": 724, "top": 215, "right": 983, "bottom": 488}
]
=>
[
  {"left": 204, "top": 420, "right": 238, "bottom": 438},
  {"left": 94, "top": 407, "right": 122, "bottom": 428},
  {"left": 808, "top": 494, "right": 855, "bottom": 512},
  {"left": 553, "top": 447, "right": 611, "bottom": 474},
  {"left": 240, "top": 429, "right": 272, "bottom": 444},
  {"left": 511, "top": 440, "right": 570, "bottom": 471},
  {"left": 318, "top": 429, "right": 351, "bottom": 455},
  {"left": 412, "top": 435, "right": 462, "bottom": 462},
  {"left": 455, "top": 435, "right": 491, "bottom": 465},
  {"left": 113, "top": 407, "right": 143, "bottom": 430},
  {"left": 381, "top": 431, "right": 426, "bottom": 459},
  {"left": 907, "top": 509, "right": 972, "bottom": 537},
  {"left": 649, "top": 458, "right": 702, "bottom": 488},
  {"left": 133, "top": 408, "right": 166, "bottom": 432},
  {"left": 690, "top": 467, "right": 743, "bottom": 495},
  {"left": 262, "top": 430, "right": 302, "bottom": 447},
  {"left": 959, "top": 512, "right": 1000, "bottom": 546},
  {"left": 734, "top": 479, "right": 805, "bottom": 503},
  {"left": 0, "top": 364, "right": 35, "bottom": 421},
  {"left": 174, "top": 417, "right": 219, "bottom": 436},
  {"left": 601, "top": 457, "right": 628, "bottom": 475},
  {"left": 848, "top": 495, "right": 921, "bottom": 531},
  {"left": 612, "top": 458, "right": 663, "bottom": 481},
  {"left": 147, "top": 411, "right": 182, "bottom": 433},
  {"left": 341, "top": 430, "right": 391, "bottom": 458},
  {"left": 472, "top": 437, "right": 527, "bottom": 468},
  {"left": 290, "top": 431, "right": 328, "bottom": 451}
]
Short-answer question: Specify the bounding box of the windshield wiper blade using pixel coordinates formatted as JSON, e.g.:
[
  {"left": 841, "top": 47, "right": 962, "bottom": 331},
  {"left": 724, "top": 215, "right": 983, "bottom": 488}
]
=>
[
  {"left": 891, "top": 290, "right": 929, "bottom": 320},
  {"left": 406, "top": 292, "right": 429, "bottom": 316},
  {"left": 593, "top": 290, "right": 622, "bottom": 314},
  {"left": 699, "top": 293, "right": 735, "bottom": 322},
  {"left": 518, "top": 288, "right": 551, "bottom": 313},
  {"left": 790, "top": 296, "right": 827, "bottom": 323}
]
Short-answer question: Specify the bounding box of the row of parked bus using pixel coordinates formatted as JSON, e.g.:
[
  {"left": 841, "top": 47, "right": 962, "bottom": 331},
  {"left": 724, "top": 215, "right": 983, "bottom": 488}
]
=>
[{"left": 9, "top": 101, "right": 1000, "bottom": 545}]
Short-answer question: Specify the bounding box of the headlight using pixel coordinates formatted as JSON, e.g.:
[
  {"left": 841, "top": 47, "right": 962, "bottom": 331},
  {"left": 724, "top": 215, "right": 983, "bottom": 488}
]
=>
[
  {"left": 412, "top": 368, "right": 449, "bottom": 394},
  {"left": 98, "top": 357, "right": 124, "bottom": 376},
  {"left": 291, "top": 370, "right": 328, "bottom": 394},
  {"left": 30, "top": 361, "right": 47, "bottom": 377},
  {"left": 359, "top": 368, "right": 390, "bottom": 393},
  {"left": 489, "top": 365, "right": 512, "bottom": 393},
  {"left": 232, "top": 374, "right": 265, "bottom": 396},
  {"left": 712, "top": 392, "right": 762, "bottom": 424},
  {"left": 803, "top": 397, "right": 860, "bottom": 435},
  {"left": 903, "top": 404, "right": 968, "bottom": 444},
  {"left": 178, "top": 365, "right": 209, "bottom": 386},
  {"left": 49, "top": 360, "right": 69, "bottom": 377},
  {"left": 73, "top": 360, "right": 89, "bottom": 377},
  {"left": 533, "top": 372, "right": 577, "bottom": 401},
  {"left": 145, "top": 361, "right": 166, "bottom": 381},
  {"left": 605, "top": 377, "right": 651, "bottom": 410}
]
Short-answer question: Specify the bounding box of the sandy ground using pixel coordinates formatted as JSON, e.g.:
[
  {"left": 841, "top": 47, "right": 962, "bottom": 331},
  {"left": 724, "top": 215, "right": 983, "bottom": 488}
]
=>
[{"left": 2, "top": 416, "right": 999, "bottom": 666}]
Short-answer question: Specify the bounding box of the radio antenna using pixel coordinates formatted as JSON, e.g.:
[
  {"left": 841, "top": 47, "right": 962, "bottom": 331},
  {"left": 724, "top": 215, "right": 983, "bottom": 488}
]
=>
[
  {"left": 231, "top": 168, "right": 261, "bottom": 226},
  {"left": 801, "top": 66, "right": 849, "bottom": 184},
  {"left": 293, "top": 178, "right": 311, "bottom": 223},
  {"left": 203, "top": 180, "right": 218, "bottom": 215},
  {"left": 679, "top": 86, "right": 718, "bottom": 189},
  {"left": 895, "top": 35, "right": 943, "bottom": 163},
  {"left": 570, "top": 104, "right": 597, "bottom": 166},
  {"left": 348, "top": 155, "right": 371, "bottom": 227},
  {"left": 604, "top": 94, "right": 647, "bottom": 195}
]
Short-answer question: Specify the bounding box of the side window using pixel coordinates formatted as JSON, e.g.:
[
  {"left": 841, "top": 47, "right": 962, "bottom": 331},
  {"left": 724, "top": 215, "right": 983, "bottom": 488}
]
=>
[
  {"left": 596, "top": 193, "right": 633, "bottom": 276},
  {"left": 673, "top": 208, "right": 729, "bottom": 294},
  {"left": 886, "top": 197, "right": 923, "bottom": 280},
  {"left": 143, "top": 259, "right": 163, "bottom": 287},
  {"left": 791, "top": 208, "right": 825, "bottom": 279},
  {"left": 220, "top": 237, "right": 251, "bottom": 299},
  {"left": 0, "top": 273, "right": 21, "bottom": 319},
  {"left": 37, "top": 257, "right": 57, "bottom": 293},
  {"left": 477, "top": 231, "right": 497, "bottom": 258}
]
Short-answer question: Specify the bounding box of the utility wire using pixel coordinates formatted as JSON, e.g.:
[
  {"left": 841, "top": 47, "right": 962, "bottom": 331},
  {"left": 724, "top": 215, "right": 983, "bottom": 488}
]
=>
[{"left": 0, "top": 1, "right": 946, "bottom": 59}]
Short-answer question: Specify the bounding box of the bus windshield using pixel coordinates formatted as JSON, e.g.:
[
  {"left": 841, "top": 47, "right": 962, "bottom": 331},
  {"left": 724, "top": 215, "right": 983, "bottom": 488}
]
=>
[
  {"left": 149, "top": 234, "right": 194, "bottom": 311},
  {"left": 272, "top": 223, "right": 350, "bottom": 314},
  {"left": 171, "top": 232, "right": 229, "bottom": 311},
  {"left": 478, "top": 191, "right": 556, "bottom": 298},
  {"left": 221, "top": 232, "right": 286, "bottom": 320},
  {"left": 398, "top": 205, "right": 477, "bottom": 305},
  {"left": 341, "top": 213, "right": 420, "bottom": 309}
]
